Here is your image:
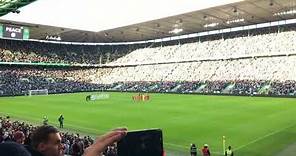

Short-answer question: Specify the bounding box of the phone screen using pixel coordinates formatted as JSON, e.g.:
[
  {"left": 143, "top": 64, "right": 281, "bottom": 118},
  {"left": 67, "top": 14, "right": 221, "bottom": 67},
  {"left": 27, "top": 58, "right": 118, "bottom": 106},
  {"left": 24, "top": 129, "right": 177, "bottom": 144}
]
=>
[{"left": 117, "top": 129, "right": 163, "bottom": 156}]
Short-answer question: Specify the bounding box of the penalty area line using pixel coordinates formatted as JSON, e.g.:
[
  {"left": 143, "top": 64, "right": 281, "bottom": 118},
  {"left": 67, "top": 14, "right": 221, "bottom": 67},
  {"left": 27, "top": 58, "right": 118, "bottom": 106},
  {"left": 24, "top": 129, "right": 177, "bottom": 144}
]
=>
[{"left": 236, "top": 123, "right": 296, "bottom": 151}]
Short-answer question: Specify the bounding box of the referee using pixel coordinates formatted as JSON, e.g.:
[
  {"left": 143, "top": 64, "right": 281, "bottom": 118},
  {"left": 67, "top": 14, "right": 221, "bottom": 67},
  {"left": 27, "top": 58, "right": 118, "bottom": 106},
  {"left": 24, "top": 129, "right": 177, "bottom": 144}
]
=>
[{"left": 58, "top": 114, "right": 64, "bottom": 128}]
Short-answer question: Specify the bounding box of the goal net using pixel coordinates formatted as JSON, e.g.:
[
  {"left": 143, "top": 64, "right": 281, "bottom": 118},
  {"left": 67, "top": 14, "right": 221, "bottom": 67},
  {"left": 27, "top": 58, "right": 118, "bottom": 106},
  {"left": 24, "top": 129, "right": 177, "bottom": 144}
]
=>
[{"left": 28, "top": 89, "right": 49, "bottom": 96}]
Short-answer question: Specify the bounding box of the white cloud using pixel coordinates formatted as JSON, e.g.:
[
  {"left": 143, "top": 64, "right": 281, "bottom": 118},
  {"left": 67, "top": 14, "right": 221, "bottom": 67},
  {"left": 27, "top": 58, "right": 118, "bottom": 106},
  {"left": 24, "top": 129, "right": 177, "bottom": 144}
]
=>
[{"left": 0, "top": 0, "right": 243, "bottom": 32}]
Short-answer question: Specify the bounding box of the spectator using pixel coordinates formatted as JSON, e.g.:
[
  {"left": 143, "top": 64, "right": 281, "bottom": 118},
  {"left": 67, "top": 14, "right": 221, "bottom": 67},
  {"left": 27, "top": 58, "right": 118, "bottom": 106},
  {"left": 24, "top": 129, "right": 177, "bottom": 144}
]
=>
[
  {"left": 0, "top": 142, "right": 31, "bottom": 156},
  {"left": 28, "top": 125, "right": 64, "bottom": 156},
  {"left": 14, "top": 131, "right": 26, "bottom": 144}
]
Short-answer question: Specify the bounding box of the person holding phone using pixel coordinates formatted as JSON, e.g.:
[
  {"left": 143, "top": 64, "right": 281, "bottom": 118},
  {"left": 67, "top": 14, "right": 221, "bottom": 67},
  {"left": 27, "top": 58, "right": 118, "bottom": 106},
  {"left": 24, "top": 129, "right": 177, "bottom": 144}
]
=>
[
  {"left": 117, "top": 129, "right": 163, "bottom": 156},
  {"left": 84, "top": 128, "right": 127, "bottom": 156},
  {"left": 85, "top": 128, "right": 163, "bottom": 156}
]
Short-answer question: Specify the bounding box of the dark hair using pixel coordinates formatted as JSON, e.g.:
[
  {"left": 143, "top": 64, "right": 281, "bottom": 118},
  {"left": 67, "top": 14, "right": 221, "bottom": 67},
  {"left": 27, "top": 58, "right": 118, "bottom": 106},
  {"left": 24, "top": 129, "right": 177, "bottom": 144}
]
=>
[
  {"left": 30, "top": 125, "right": 59, "bottom": 149},
  {"left": 0, "top": 142, "right": 31, "bottom": 156}
]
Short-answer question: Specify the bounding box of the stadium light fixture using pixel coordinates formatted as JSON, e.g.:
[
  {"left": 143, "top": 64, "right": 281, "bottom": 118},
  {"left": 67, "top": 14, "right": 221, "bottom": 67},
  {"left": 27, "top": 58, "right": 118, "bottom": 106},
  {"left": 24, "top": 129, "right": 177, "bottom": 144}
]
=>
[
  {"left": 226, "top": 18, "right": 244, "bottom": 24},
  {"left": 233, "top": 7, "right": 238, "bottom": 13},
  {"left": 169, "top": 28, "right": 183, "bottom": 34},
  {"left": 155, "top": 23, "right": 160, "bottom": 28},
  {"left": 204, "top": 22, "right": 219, "bottom": 28},
  {"left": 274, "top": 9, "right": 296, "bottom": 16},
  {"left": 176, "top": 19, "right": 183, "bottom": 24}
]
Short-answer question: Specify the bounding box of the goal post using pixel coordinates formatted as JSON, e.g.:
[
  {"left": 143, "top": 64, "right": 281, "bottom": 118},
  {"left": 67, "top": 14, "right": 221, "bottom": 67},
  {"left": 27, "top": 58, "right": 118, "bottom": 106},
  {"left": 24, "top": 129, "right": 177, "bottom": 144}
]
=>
[{"left": 28, "top": 89, "right": 49, "bottom": 96}]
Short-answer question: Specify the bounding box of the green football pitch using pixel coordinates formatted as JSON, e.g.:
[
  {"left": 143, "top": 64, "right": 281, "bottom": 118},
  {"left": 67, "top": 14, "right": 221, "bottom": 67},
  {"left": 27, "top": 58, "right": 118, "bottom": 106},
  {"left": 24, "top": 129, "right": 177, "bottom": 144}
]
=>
[{"left": 1, "top": 92, "right": 296, "bottom": 156}]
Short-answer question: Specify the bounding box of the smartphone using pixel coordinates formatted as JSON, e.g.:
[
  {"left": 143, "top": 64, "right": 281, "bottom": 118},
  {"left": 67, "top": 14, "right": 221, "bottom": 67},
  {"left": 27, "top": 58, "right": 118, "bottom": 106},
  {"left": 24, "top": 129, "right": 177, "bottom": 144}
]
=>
[{"left": 117, "top": 129, "right": 163, "bottom": 156}]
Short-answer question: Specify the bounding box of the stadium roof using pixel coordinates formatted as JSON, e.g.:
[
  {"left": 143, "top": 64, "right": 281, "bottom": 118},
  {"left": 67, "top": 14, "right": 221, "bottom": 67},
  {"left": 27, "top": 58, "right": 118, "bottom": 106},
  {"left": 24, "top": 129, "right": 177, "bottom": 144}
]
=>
[
  {"left": 0, "top": 0, "right": 296, "bottom": 43},
  {"left": 0, "top": 0, "right": 244, "bottom": 32},
  {"left": 0, "top": 0, "right": 37, "bottom": 16}
]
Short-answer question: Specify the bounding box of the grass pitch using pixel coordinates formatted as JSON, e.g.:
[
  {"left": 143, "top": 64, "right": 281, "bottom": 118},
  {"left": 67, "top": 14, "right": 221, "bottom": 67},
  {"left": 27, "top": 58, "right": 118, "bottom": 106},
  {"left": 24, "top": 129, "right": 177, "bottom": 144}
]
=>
[{"left": 1, "top": 92, "right": 296, "bottom": 156}]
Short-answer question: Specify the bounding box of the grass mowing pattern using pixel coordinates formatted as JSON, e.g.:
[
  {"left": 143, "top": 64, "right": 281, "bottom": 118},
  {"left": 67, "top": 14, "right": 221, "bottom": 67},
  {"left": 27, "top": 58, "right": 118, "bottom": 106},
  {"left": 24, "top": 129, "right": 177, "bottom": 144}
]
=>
[{"left": 1, "top": 92, "right": 296, "bottom": 156}]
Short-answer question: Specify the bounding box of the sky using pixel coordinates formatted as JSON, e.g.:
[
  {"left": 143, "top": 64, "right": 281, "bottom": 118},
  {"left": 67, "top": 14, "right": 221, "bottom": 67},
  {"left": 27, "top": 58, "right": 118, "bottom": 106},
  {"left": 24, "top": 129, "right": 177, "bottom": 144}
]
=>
[{"left": 0, "top": 0, "right": 243, "bottom": 32}]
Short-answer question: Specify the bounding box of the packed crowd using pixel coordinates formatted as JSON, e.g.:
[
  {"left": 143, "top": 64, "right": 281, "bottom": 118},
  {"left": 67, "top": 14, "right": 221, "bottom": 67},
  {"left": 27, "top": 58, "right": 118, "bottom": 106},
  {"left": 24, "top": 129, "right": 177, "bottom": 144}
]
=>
[
  {"left": 0, "top": 24, "right": 295, "bottom": 66},
  {"left": 0, "top": 63, "right": 296, "bottom": 96},
  {"left": 0, "top": 39, "right": 134, "bottom": 64},
  {"left": 0, "top": 24, "right": 296, "bottom": 97},
  {"left": 269, "top": 80, "right": 296, "bottom": 96},
  {"left": 111, "top": 26, "right": 296, "bottom": 65},
  {"left": 110, "top": 80, "right": 296, "bottom": 96},
  {"left": 0, "top": 116, "right": 120, "bottom": 156},
  {"left": 97, "top": 56, "right": 296, "bottom": 84},
  {"left": 230, "top": 80, "right": 266, "bottom": 95},
  {"left": 0, "top": 67, "right": 112, "bottom": 96}
]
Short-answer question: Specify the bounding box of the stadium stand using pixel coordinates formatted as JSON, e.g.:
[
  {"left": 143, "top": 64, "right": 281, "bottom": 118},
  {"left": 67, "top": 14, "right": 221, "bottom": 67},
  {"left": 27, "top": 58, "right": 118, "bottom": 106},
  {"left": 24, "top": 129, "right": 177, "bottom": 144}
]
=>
[
  {"left": 0, "top": 67, "right": 111, "bottom": 96},
  {"left": 0, "top": 39, "right": 136, "bottom": 64},
  {"left": 2, "top": 1, "right": 296, "bottom": 156},
  {"left": 0, "top": 24, "right": 296, "bottom": 96}
]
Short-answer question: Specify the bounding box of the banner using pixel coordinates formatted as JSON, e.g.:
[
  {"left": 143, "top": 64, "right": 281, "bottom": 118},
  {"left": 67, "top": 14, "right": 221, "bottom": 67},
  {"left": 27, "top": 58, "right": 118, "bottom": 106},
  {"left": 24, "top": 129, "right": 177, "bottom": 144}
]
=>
[
  {"left": 88, "top": 93, "right": 110, "bottom": 101},
  {"left": 23, "top": 27, "right": 30, "bottom": 39},
  {"left": 3, "top": 25, "right": 23, "bottom": 39},
  {"left": 1, "top": 25, "right": 30, "bottom": 39}
]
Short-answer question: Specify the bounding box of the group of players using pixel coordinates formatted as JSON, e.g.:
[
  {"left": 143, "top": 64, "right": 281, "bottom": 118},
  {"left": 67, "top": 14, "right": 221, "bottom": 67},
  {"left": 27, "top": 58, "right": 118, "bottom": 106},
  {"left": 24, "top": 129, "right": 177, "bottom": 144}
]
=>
[
  {"left": 50, "top": 93, "right": 149, "bottom": 129},
  {"left": 85, "top": 93, "right": 150, "bottom": 102},
  {"left": 132, "top": 93, "right": 150, "bottom": 102}
]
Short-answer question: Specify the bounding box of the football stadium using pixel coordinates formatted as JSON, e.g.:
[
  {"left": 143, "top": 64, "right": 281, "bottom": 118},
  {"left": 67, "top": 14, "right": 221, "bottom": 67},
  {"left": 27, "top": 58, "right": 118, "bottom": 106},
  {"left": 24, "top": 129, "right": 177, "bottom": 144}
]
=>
[{"left": 0, "top": 0, "right": 296, "bottom": 156}]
